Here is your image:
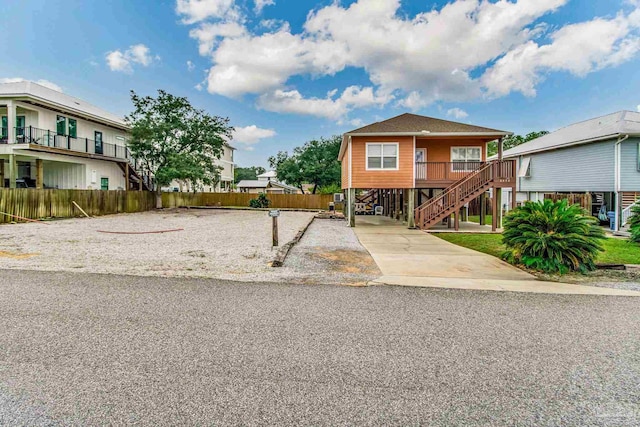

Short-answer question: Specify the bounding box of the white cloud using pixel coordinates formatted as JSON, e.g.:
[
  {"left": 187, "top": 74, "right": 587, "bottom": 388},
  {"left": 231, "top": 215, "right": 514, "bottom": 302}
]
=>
[
  {"left": 257, "top": 86, "right": 391, "bottom": 119},
  {"left": 447, "top": 108, "right": 469, "bottom": 119},
  {"left": 176, "top": 0, "right": 236, "bottom": 24},
  {"left": 254, "top": 0, "right": 274, "bottom": 14},
  {"left": 0, "top": 78, "right": 63, "bottom": 92},
  {"left": 637, "top": 104, "right": 640, "bottom": 112},
  {"left": 187, "top": 60, "right": 195, "bottom": 71},
  {"left": 482, "top": 10, "right": 640, "bottom": 97},
  {"left": 180, "top": 0, "right": 640, "bottom": 118},
  {"left": 231, "top": 125, "right": 276, "bottom": 150},
  {"left": 105, "top": 44, "right": 156, "bottom": 73}
]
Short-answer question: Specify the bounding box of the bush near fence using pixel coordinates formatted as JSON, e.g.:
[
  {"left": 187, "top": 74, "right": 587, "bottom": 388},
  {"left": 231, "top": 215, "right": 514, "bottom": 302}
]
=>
[
  {"left": 0, "top": 190, "right": 337, "bottom": 223},
  {"left": 162, "top": 192, "right": 336, "bottom": 210},
  {"left": 0, "top": 189, "right": 155, "bottom": 223}
]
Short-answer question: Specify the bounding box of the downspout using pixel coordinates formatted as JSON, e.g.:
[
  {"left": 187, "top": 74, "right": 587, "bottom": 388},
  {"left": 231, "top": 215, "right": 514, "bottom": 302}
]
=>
[{"left": 614, "top": 134, "right": 630, "bottom": 231}]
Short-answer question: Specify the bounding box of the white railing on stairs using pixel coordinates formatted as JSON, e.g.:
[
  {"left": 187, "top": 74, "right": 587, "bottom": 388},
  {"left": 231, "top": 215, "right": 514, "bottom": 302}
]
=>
[{"left": 622, "top": 201, "right": 639, "bottom": 227}]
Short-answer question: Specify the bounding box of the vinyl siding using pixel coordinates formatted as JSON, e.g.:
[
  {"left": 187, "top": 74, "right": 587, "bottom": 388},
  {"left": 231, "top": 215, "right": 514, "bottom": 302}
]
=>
[
  {"left": 341, "top": 145, "right": 349, "bottom": 189},
  {"left": 619, "top": 138, "right": 640, "bottom": 192},
  {"left": 518, "top": 140, "right": 615, "bottom": 192},
  {"left": 349, "top": 136, "right": 414, "bottom": 189}
]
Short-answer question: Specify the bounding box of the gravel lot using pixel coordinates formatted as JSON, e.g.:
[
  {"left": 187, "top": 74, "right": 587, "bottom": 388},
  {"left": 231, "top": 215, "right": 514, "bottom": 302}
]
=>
[
  {"left": 0, "top": 209, "right": 318, "bottom": 281},
  {"left": 1, "top": 270, "right": 639, "bottom": 425}
]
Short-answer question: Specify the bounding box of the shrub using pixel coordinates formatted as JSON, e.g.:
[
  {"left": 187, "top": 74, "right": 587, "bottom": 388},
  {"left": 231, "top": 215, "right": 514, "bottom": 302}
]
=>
[
  {"left": 317, "top": 183, "right": 342, "bottom": 195},
  {"left": 502, "top": 200, "right": 605, "bottom": 274},
  {"left": 249, "top": 193, "right": 270, "bottom": 208},
  {"left": 628, "top": 204, "right": 640, "bottom": 243}
]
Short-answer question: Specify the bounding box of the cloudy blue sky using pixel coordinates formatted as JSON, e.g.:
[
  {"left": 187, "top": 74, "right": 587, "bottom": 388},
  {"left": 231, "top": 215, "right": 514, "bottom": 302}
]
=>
[{"left": 1, "top": 0, "right": 639, "bottom": 167}]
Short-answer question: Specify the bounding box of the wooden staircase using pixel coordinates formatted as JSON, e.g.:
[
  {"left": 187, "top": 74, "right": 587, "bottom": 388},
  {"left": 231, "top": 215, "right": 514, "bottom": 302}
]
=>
[
  {"left": 414, "top": 160, "right": 515, "bottom": 230},
  {"left": 118, "top": 148, "right": 154, "bottom": 191}
]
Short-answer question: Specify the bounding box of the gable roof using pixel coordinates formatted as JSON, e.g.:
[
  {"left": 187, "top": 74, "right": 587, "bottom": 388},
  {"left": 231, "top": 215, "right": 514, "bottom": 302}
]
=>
[
  {"left": 502, "top": 111, "right": 640, "bottom": 158},
  {"left": 339, "top": 113, "right": 511, "bottom": 159},
  {"left": 347, "top": 112, "right": 509, "bottom": 135},
  {"left": 0, "top": 80, "right": 128, "bottom": 129}
]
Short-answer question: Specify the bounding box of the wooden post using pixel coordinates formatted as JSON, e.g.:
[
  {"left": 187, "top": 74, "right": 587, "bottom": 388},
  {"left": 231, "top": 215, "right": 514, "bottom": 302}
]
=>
[
  {"left": 496, "top": 187, "right": 503, "bottom": 229},
  {"left": 498, "top": 137, "right": 504, "bottom": 161},
  {"left": 454, "top": 208, "right": 460, "bottom": 231},
  {"left": 348, "top": 188, "right": 356, "bottom": 227},
  {"left": 479, "top": 192, "right": 486, "bottom": 225},
  {"left": 8, "top": 154, "right": 16, "bottom": 189},
  {"left": 407, "top": 188, "right": 415, "bottom": 228},
  {"left": 511, "top": 186, "right": 516, "bottom": 211},
  {"left": 394, "top": 189, "right": 400, "bottom": 221},
  {"left": 492, "top": 188, "right": 500, "bottom": 231},
  {"left": 272, "top": 215, "right": 279, "bottom": 246},
  {"left": 125, "top": 163, "right": 130, "bottom": 191},
  {"left": 35, "top": 159, "right": 43, "bottom": 189}
]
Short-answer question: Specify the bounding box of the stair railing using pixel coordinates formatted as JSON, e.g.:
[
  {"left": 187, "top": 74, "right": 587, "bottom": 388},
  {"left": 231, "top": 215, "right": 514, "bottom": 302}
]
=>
[{"left": 415, "top": 161, "right": 496, "bottom": 229}]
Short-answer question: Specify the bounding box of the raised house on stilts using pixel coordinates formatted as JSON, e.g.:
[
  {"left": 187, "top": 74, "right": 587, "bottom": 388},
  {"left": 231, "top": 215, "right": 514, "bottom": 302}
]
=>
[{"left": 339, "top": 113, "right": 517, "bottom": 230}]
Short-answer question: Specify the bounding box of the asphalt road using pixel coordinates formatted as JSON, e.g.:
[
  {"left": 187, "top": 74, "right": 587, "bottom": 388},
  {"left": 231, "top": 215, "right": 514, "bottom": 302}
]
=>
[{"left": 0, "top": 270, "right": 639, "bottom": 426}]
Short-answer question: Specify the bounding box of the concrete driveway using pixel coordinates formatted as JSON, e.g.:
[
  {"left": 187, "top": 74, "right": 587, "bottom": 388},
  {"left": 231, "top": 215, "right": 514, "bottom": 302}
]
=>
[{"left": 354, "top": 216, "right": 640, "bottom": 296}]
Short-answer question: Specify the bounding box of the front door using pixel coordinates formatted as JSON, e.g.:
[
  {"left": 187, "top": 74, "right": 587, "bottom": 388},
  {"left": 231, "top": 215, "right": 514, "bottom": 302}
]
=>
[
  {"left": 94, "top": 131, "right": 103, "bottom": 155},
  {"left": 416, "top": 148, "right": 427, "bottom": 180}
]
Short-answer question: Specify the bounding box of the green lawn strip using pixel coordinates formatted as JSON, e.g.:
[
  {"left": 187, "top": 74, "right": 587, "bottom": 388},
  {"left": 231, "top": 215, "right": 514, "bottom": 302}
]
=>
[
  {"left": 433, "top": 233, "right": 640, "bottom": 265},
  {"left": 467, "top": 215, "right": 493, "bottom": 224}
]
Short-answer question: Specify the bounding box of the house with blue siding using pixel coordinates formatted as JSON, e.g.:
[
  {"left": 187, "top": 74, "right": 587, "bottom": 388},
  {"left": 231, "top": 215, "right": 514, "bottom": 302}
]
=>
[{"left": 501, "top": 111, "right": 640, "bottom": 231}]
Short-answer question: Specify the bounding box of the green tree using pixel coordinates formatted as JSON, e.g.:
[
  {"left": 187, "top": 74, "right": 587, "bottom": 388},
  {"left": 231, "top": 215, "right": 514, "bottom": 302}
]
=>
[
  {"left": 488, "top": 131, "right": 549, "bottom": 157},
  {"left": 502, "top": 200, "right": 605, "bottom": 273},
  {"left": 126, "top": 90, "right": 233, "bottom": 207},
  {"left": 268, "top": 136, "right": 341, "bottom": 194},
  {"left": 234, "top": 166, "right": 266, "bottom": 183}
]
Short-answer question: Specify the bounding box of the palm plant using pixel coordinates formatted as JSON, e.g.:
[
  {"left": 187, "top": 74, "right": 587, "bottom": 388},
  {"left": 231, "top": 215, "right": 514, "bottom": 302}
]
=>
[
  {"left": 502, "top": 200, "right": 605, "bottom": 273},
  {"left": 628, "top": 204, "right": 640, "bottom": 243}
]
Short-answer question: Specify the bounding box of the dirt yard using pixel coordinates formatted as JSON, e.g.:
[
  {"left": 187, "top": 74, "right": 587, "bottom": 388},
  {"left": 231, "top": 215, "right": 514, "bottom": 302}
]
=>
[{"left": 0, "top": 209, "right": 380, "bottom": 285}]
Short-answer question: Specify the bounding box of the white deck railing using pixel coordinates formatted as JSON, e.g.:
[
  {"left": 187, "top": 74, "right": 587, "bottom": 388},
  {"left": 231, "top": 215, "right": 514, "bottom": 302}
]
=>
[{"left": 622, "top": 202, "right": 639, "bottom": 227}]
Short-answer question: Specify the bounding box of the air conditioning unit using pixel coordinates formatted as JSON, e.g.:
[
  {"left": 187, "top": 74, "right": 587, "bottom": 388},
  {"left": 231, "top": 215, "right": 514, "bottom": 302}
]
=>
[{"left": 333, "top": 193, "right": 344, "bottom": 203}]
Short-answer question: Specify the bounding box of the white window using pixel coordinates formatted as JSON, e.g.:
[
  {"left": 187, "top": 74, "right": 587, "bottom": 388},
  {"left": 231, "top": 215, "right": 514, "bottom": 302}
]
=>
[
  {"left": 366, "top": 143, "right": 398, "bottom": 170},
  {"left": 518, "top": 157, "right": 531, "bottom": 178},
  {"left": 451, "top": 146, "right": 482, "bottom": 171}
]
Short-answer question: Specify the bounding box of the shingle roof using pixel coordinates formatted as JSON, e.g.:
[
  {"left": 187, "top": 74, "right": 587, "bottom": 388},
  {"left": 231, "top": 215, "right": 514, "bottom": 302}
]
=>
[
  {"left": 502, "top": 111, "right": 640, "bottom": 158},
  {"left": 346, "top": 113, "right": 509, "bottom": 135},
  {"left": 0, "top": 80, "right": 127, "bottom": 129},
  {"left": 339, "top": 112, "right": 511, "bottom": 159}
]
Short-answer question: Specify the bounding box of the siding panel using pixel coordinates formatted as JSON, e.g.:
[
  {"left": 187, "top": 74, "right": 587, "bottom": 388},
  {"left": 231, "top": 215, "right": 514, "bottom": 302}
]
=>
[
  {"left": 350, "top": 136, "right": 414, "bottom": 189},
  {"left": 620, "top": 138, "right": 640, "bottom": 192},
  {"left": 519, "top": 140, "right": 615, "bottom": 192}
]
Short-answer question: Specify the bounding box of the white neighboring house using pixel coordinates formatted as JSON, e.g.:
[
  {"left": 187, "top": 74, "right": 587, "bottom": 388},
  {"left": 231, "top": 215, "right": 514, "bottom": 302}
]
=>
[
  {"left": 0, "top": 80, "right": 149, "bottom": 190},
  {"left": 164, "top": 143, "right": 235, "bottom": 192},
  {"left": 237, "top": 170, "right": 300, "bottom": 194}
]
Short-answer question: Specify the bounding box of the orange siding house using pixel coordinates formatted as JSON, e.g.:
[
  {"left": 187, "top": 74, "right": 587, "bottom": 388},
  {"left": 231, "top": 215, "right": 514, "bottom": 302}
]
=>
[{"left": 338, "top": 113, "right": 516, "bottom": 230}]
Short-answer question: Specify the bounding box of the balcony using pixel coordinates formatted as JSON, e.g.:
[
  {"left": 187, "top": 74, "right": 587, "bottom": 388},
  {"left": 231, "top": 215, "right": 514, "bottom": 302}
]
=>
[
  {"left": 1, "top": 126, "right": 128, "bottom": 160},
  {"left": 415, "top": 161, "right": 516, "bottom": 188}
]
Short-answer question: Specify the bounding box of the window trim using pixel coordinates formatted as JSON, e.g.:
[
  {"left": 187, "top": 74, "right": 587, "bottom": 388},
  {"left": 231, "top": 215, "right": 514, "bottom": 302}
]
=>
[
  {"left": 450, "top": 146, "right": 483, "bottom": 172},
  {"left": 365, "top": 142, "right": 399, "bottom": 171},
  {"left": 518, "top": 157, "right": 531, "bottom": 178}
]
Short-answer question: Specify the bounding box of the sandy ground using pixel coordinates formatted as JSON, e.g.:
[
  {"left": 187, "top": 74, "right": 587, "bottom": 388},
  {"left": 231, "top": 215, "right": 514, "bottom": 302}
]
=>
[{"left": 0, "top": 209, "right": 380, "bottom": 285}]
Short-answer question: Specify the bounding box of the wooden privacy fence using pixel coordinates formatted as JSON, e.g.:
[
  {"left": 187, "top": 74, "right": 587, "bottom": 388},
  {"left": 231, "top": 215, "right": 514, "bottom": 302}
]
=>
[
  {"left": 162, "top": 192, "right": 336, "bottom": 210},
  {"left": 543, "top": 193, "right": 592, "bottom": 211},
  {"left": 0, "top": 189, "right": 155, "bottom": 223}
]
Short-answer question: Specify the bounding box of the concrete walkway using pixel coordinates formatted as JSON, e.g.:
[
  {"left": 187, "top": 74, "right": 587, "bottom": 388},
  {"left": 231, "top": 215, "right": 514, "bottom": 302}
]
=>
[{"left": 354, "top": 215, "right": 640, "bottom": 296}]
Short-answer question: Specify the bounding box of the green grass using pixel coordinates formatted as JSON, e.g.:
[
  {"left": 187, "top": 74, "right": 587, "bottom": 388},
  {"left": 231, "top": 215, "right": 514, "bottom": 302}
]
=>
[
  {"left": 467, "top": 215, "right": 493, "bottom": 224},
  {"left": 434, "top": 233, "right": 640, "bottom": 265}
]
